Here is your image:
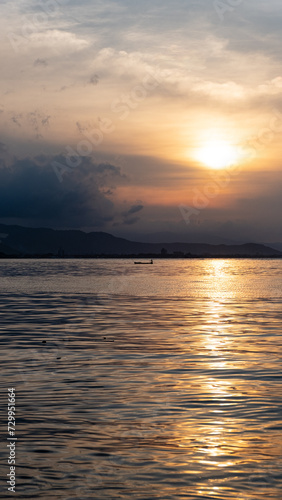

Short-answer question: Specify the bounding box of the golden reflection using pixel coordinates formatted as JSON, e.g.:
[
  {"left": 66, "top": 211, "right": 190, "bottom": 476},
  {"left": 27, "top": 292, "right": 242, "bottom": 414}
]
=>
[
  {"left": 179, "top": 259, "right": 244, "bottom": 487},
  {"left": 197, "top": 262, "right": 238, "bottom": 467}
]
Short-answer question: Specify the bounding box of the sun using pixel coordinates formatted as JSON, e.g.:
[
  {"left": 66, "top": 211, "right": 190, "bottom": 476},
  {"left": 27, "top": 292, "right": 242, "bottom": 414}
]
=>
[{"left": 195, "top": 138, "right": 240, "bottom": 170}]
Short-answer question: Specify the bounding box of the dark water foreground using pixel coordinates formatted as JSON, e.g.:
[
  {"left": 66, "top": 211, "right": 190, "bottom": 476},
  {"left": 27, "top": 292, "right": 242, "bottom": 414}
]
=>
[{"left": 0, "top": 259, "right": 282, "bottom": 499}]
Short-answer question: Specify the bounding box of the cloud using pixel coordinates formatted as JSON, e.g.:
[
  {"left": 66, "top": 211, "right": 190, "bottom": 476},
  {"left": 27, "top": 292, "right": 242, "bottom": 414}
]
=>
[
  {"left": 89, "top": 74, "right": 99, "bottom": 85},
  {"left": 0, "top": 156, "right": 126, "bottom": 229},
  {"left": 120, "top": 204, "right": 144, "bottom": 226},
  {"left": 123, "top": 216, "right": 140, "bottom": 225},
  {"left": 1, "top": 0, "right": 282, "bottom": 244},
  {"left": 27, "top": 111, "right": 51, "bottom": 138},
  {"left": 27, "top": 30, "right": 89, "bottom": 53},
  {"left": 8, "top": 111, "right": 51, "bottom": 138},
  {"left": 11, "top": 114, "right": 22, "bottom": 127},
  {"left": 76, "top": 121, "right": 85, "bottom": 134},
  {"left": 0, "top": 142, "right": 7, "bottom": 153},
  {"left": 33, "top": 58, "right": 48, "bottom": 67},
  {"left": 122, "top": 204, "right": 143, "bottom": 217}
]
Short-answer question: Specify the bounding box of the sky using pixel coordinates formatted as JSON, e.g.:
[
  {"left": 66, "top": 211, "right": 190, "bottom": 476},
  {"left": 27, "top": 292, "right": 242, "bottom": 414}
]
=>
[{"left": 1, "top": 0, "right": 282, "bottom": 243}]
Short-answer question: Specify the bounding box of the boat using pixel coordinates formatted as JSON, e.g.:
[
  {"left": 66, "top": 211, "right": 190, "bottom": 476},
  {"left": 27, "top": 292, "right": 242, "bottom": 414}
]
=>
[{"left": 134, "top": 259, "right": 153, "bottom": 265}]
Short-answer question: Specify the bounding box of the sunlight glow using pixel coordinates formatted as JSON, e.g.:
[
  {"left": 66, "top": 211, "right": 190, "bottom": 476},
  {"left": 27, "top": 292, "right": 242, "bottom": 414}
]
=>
[{"left": 195, "top": 138, "right": 241, "bottom": 169}]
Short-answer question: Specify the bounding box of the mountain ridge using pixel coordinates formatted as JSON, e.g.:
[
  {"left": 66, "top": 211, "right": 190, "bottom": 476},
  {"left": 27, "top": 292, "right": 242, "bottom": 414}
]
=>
[{"left": 0, "top": 224, "right": 280, "bottom": 257}]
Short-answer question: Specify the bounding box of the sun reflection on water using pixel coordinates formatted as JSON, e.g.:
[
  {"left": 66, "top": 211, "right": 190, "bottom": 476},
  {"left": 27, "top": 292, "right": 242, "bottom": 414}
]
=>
[
  {"left": 178, "top": 260, "right": 258, "bottom": 493},
  {"left": 1, "top": 259, "right": 282, "bottom": 499}
]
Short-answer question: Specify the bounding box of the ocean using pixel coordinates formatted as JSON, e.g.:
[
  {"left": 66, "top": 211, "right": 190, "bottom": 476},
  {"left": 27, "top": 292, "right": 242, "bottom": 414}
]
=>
[{"left": 0, "top": 258, "right": 282, "bottom": 499}]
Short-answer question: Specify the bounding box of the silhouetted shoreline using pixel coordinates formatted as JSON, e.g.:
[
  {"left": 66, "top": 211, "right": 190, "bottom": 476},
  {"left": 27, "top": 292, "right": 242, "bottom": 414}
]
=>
[
  {"left": 0, "top": 253, "right": 281, "bottom": 259},
  {"left": 0, "top": 224, "right": 281, "bottom": 259}
]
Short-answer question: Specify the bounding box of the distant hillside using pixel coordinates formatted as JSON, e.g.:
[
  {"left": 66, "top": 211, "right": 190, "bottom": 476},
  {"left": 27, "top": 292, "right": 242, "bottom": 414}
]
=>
[
  {"left": 0, "top": 241, "right": 20, "bottom": 256},
  {"left": 268, "top": 242, "right": 282, "bottom": 252},
  {"left": 0, "top": 224, "right": 281, "bottom": 257}
]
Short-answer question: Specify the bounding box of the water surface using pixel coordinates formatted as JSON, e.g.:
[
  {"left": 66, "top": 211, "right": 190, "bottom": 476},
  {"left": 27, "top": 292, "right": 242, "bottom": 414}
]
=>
[{"left": 0, "top": 259, "right": 282, "bottom": 499}]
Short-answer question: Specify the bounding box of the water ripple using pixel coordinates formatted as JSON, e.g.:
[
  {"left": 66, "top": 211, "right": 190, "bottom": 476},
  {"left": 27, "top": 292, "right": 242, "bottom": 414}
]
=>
[{"left": 0, "top": 259, "right": 282, "bottom": 499}]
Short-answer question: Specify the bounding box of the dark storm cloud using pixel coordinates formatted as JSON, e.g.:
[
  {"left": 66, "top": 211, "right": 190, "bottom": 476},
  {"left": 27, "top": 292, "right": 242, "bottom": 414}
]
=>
[
  {"left": 95, "top": 162, "right": 125, "bottom": 176},
  {"left": 0, "top": 156, "right": 125, "bottom": 228},
  {"left": 128, "top": 204, "right": 143, "bottom": 215},
  {"left": 120, "top": 204, "right": 143, "bottom": 226},
  {"left": 122, "top": 204, "right": 143, "bottom": 217}
]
